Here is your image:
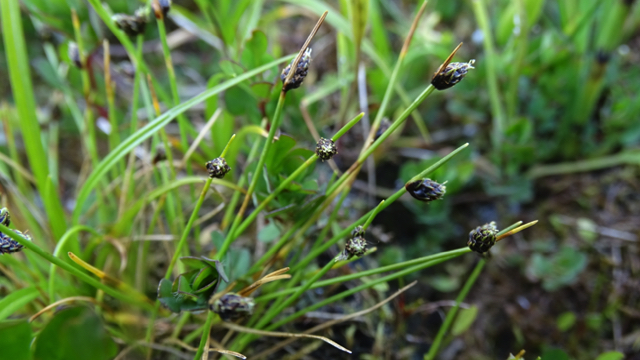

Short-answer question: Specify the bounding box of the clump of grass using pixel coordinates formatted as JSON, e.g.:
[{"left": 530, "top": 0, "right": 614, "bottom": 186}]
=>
[{"left": 0, "top": 1, "right": 541, "bottom": 359}]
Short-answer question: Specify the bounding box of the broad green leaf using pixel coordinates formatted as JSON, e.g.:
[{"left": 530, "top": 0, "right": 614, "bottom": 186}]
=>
[
  {"left": 33, "top": 307, "right": 117, "bottom": 360},
  {"left": 540, "top": 348, "right": 570, "bottom": 360},
  {"left": 0, "top": 320, "right": 32, "bottom": 360},
  {"left": 258, "top": 222, "right": 281, "bottom": 243},
  {"left": 556, "top": 311, "right": 576, "bottom": 332},
  {"left": 451, "top": 305, "right": 478, "bottom": 336},
  {"left": 595, "top": 351, "right": 625, "bottom": 360},
  {"left": 0, "top": 286, "right": 39, "bottom": 321},
  {"left": 266, "top": 135, "right": 297, "bottom": 173}
]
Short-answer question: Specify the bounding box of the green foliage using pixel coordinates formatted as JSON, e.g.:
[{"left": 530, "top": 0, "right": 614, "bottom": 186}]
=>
[
  {"left": 556, "top": 311, "right": 577, "bottom": 332},
  {"left": 527, "top": 246, "right": 588, "bottom": 291},
  {"left": 0, "top": 320, "right": 32, "bottom": 360},
  {"left": 595, "top": 351, "right": 625, "bottom": 360},
  {"left": 158, "top": 256, "right": 228, "bottom": 313},
  {"left": 451, "top": 305, "right": 479, "bottom": 336},
  {"left": 33, "top": 307, "right": 117, "bottom": 360}
]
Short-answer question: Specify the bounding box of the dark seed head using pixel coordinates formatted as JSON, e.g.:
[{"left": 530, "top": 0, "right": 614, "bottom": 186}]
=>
[
  {"left": 206, "top": 157, "right": 231, "bottom": 179},
  {"left": 345, "top": 236, "right": 367, "bottom": 258},
  {"left": 68, "top": 42, "right": 82, "bottom": 69},
  {"left": 315, "top": 137, "right": 337, "bottom": 161},
  {"left": 431, "top": 60, "right": 475, "bottom": 90},
  {"left": 112, "top": 8, "right": 148, "bottom": 36},
  {"left": 405, "top": 179, "right": 446, "bottom": 202},
  {"left": 467, "top": 221, "right": 499, "bottom": 254},
  {"left": 281, "top": 48, "right": 312, "bottom": 92},
  {"left": 210, "top": 293, "right": 255, "bottom": 321},
  {"left": 153, "top": 0, "right": 171, "bottom": 19},
  {"left": 374, "top": 119, "right": 391, "bottom": 141},
  {"left": 351, "top": 225, "right": 365, "bottom": 238},
  {"left": 0, "top": 230, "right": 30, "bottom": 255},
  {"left": 0, "top": 208, "right": 10, "bottom": 227}
]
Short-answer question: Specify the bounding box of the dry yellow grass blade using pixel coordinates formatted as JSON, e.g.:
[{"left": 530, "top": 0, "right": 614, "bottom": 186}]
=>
[
  {"left": 219, "top": 322, "right": 352, "bottom": 354},
  {"left": 238, "top": 267, "right": 291, "bottom": 297}
]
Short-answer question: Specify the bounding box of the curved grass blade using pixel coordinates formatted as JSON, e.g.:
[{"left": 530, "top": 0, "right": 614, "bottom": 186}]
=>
[{"left": 72, "top": 54, "right": 294, "bottom": 223}]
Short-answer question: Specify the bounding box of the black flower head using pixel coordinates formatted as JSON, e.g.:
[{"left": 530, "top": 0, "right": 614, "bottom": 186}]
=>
[
  {"left": 315, "top": 137, "right": 337, "bottom": 161},
  {"left": 431, "top": 59, "right": 475, "bottom": 90},
  {"left": 0, "top": 208, "right": 10, "bottom": 227},
  {"left": 467, "top": 221, "right": 499, "bottom": 254},
  {"left": 112, "top": 8, "right": 148, "bottom": 36},
  {"left": 405, "top": 179, "right": 446, "bottom": 202},
  {"left": 206, "top": 157, "right": 231, "bottom": 179},
  {"left": 345, "top": 236, "right": 367, "bottom": 258},
  {"left": 281, "top": 48, "right": 312, "bottom": 91},
  {"left": 0, "top": 230, "right": 30, "bottom": 255},
  {"left": 210, "top": 293, "right": 255, "bottom": 321}
]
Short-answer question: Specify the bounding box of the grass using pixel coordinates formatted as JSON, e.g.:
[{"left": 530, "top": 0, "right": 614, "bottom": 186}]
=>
[{"left": 2, "top": 0, "right": 636, "bottom": 359}]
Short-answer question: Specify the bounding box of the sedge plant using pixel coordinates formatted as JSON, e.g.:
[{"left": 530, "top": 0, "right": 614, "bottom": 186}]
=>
[{"left": 0, "top": 1, "right": 542, "bottom": 359}]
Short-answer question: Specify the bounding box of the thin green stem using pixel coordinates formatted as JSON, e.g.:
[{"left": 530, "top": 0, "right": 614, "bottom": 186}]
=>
[
  {"left": 357, "top": 85, "right": 435, "bottom": 163},
  {"left": 257, "top": 248, "right": 470, "bottom": 302},
  {"left": 217, "top": 91, "right": 287, "bottom": 260},
  {"left": 425, "top": 259, "right": 486, "bottom": 360},
  {"left": 236, "top": 259, "right": 337, "bottom": 349},
  {"left": 193, "top": 311, "right": 216, "bottom": 360},
  {"left": 293, "top": 143, "right": 469, "bottom": 273},
  {"left": 235, "top": 251, "right": 462, "bottom": 352},
  {"left": 363, "top": 200, "right": 385, "bottom": 230},
  {"left": 363, "top": 0, "right": 430, "bottom": 147},
  {"left": 331, "top": 112, "right": 365, "bottom": 141},
  {"left": 219, "top": 112, "right": 363, "bottom": 260}
]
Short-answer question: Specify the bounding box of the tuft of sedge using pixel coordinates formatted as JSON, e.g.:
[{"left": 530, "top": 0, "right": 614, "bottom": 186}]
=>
[
  {"left": 405, "top": 179, "right": 446, "bottom": 202},
  {"left": 206, "top": 157, "right": 231, "bottom": 179},
  {"left": 467, "top": 221, "right": 499, "bottom": 254},
  {"left": 210, "top": 293, "right": 255, "bottom": 321},
  {"left": 281, "top": 48, "right": 312, "bottom": 92},
  {"left": 68, "top": 42, "right": 82, "bottom": 69},
  {"left": 315, "top": 137, "right": 337, "bottom": 162},
  {"left": 152, "top": 0, "right": 171, "bottom": 19}
]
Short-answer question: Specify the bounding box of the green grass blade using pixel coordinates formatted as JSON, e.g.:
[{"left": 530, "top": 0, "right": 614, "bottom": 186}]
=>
[
  {"left": 72, "top": 54, "right": 294, "bottom": 224},
  {"left": 1, "top": 0, "right": 67, "bottom": 240}
]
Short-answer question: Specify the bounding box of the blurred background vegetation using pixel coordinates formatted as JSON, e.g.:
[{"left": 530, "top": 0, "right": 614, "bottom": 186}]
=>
[{"left": 1, "top": 0, "right": 639, "bottom": 359}]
